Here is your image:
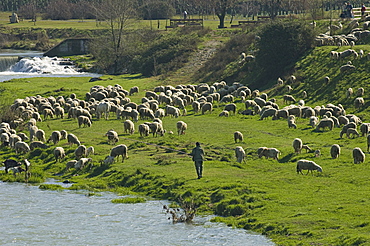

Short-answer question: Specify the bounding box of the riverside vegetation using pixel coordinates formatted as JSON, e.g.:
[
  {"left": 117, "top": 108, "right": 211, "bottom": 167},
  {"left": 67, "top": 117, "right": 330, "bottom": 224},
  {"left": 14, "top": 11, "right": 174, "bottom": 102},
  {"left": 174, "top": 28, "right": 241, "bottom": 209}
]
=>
[{"left": 2, "top": 18, "right": 370, "bottom": 246}]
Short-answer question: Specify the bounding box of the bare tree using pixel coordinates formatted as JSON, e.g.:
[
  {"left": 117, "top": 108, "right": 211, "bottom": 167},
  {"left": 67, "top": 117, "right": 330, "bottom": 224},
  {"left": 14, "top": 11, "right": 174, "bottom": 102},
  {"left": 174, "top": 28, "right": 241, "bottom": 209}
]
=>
[
  {"left": 207, "top": 0, "right": 237, "bottom": 28},
  {"left": 92, "top": 0, "right": 137, "bottom": 74}
]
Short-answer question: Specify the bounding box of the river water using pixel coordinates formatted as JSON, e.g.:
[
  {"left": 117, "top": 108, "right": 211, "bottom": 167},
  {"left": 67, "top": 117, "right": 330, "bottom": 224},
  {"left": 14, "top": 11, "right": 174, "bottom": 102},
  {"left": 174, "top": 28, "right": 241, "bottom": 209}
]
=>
[
  {"left": 0, "top": 49, "right": 274, "bottom": 245},
  {"left": 0, "top": 181, "right": 274, "bottom": 246},
  {"left": 0, "top": 49, "right": 100, "bottom": 82}
]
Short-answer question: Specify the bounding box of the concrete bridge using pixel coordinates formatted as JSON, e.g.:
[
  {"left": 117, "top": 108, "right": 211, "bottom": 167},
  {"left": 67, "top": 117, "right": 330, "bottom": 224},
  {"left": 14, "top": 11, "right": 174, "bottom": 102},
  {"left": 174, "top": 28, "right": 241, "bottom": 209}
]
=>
[{"left": 43, "top": 38, "right": 90, "bottom": 57}]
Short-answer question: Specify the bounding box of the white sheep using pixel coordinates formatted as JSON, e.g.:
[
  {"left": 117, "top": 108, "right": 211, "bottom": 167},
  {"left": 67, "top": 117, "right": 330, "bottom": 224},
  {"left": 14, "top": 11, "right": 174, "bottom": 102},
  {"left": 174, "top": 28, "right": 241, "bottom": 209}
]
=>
[
  {"left": 105, "top": 129, "right": 119, "bottom": 144},
  {"left": 176, "top": 121, "right": 187, "bottom": 135},
  {"left": 75, "top": 157, "right": 93, "bottom": 170},
  {"left": 316, "top": 118, "right": 334, "bottom": 131},
  {"left": 67, "top": 133, "right": 81, "bottom": 146},
  {"left": 330, "top": 144, "right": 341, "bottom": 159},
  {"left": 201, "top": 102, "right": 213, "bottom": 114},
  {"left": 219, "top": 110, "right": 229, "bottom": 117},
  {"left": 309, "top": 116, "right": 319, "bottom": 128},
  {"left": 235, "top": 146, "right": 246, "bottom": 163},
  {"left": 123, "top": 120, "right": 135, "bottom": 135},
  {"left": 258, "top": 147, "right": 280, "bottom": 160},
  {"left": 138, "top": 124, "right": 150, "bottom": 137},
  {"left": 78, "top": 115, "right": 92, "bottom": 128},
  {"left": 293, "top": 138, "right": 303, "bottom": 154},
  {"left": 103, "top": 155, "right": 115, "bottom": 165},
  {"left": 346, "top": 128, "right": 360, "bottom": 138},
  {"left": 353, "top": 147, "right": 365, "bottom": 164},
  {"left": 110, "top": 144, "right": 128, "bottom": 162},
  {"left": 47, "top": 131, "right": 62, "bottom": 145},
  {"left": 35, "top": 129, "right": 46, "bottom": 142},
  {"left": 14, "top": 141, "right": 30, "bottom": 155},
  {"left": 234, "top": 131, "right": 243, "bottom": 143},
  {"left": 296, "top": 159, "right": 322, "bottom": 175},
  {"left": 354, "top": 97, "right": 365, "bottom": 109},
  {"left": 54, "top": 147, "right": 65, "bottom": 162},
  {"left": 74, "top": 145, "right": 87, "bottom": 159},
  {"left": 86, "top": 146, "right": 95, "bottom": 157}
]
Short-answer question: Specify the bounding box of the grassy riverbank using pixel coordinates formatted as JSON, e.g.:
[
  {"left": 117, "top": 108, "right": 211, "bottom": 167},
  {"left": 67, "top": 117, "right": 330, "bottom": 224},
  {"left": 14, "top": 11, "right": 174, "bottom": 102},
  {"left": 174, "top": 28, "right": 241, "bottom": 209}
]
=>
[{"left": 1, "top": 49, "right": 370, "bottom": 245}]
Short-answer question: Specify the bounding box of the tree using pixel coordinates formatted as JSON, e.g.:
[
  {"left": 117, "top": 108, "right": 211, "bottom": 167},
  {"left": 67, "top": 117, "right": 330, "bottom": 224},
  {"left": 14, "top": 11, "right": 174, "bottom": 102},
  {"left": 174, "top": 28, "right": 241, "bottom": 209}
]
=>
[
  {"left": 206, "top": 0, "right": 237, "bottom": 28},
  {"left": 91, "top": 0, "right": 137, "bottom": 74}
]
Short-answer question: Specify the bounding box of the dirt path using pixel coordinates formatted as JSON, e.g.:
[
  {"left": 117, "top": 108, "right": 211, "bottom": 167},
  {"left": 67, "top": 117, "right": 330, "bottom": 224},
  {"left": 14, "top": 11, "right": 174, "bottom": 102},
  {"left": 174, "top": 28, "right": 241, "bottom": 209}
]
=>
[{"left": 165, "top": 39, "right": 223, "bottom": 84}]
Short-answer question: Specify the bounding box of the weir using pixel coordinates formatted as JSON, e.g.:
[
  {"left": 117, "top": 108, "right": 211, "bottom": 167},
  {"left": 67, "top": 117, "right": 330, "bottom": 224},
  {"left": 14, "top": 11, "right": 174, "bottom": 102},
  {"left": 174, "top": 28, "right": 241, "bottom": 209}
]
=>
[{"left": 0, "top": 56, "right": 20, "bottom": 72}]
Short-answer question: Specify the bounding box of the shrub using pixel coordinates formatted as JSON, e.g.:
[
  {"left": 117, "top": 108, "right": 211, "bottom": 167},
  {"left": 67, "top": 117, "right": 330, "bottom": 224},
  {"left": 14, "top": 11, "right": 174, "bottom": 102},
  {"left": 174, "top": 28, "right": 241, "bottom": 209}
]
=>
[{"left": 254, "top": 20, "right": 315, "bottom": 86}]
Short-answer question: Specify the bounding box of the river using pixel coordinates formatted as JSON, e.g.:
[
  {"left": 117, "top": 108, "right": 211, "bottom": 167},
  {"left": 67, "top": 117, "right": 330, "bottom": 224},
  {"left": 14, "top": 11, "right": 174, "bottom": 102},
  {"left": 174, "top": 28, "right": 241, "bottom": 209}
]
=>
[
  {"left": 0, "top": 49, "right": 274, "bottom": 245},
  {"left": 0, "top": 180, "right": 274, "bottom": 246}
]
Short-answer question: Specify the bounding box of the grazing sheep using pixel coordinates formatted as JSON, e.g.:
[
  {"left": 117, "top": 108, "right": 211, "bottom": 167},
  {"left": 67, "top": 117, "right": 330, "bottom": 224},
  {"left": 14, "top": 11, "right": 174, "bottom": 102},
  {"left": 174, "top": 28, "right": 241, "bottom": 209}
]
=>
[
  {"left": 105, "top": 129, "right": 119, "bottom": 144},
  {"left": 17, "top": 132, "right": 29, "bottom": 142},
  {"left": 9, "top": 166, "right": 26, "bottom": 177},
  {"left": 296, "top": 160, "right": 322, "bottom": 175},
  {"left": 176, "top": 121, "right": 187, "bottom": 135},
  {"left": 324, "top": 76, "right": 330, "bottom": 84},
  {"left": 110, "top": 144, "right": 128, "bottom": 162},
  {"left": 288, "top": 116, "right": 297, "bottom": 129},
  {"left": 330, "top": 144, "right": 341, "bottom": 159},
  {"left": 123, "top": 119, "right": 135, "bottom": 135},
  {"left": 60, "top": 130, "right": 68, "bottom": 140},
  {"left": 314, "top": 149, "right": 321, "bottom": 157},
  {"left": 145, "top": 122, "right": 164, "bottom": 137},
  {"left": 234, "top": 131, "right": 243, "bottom": 143},
  {"left": 35, "top": 129, "right": 46, "bottom": 142},
  {"left": 96, "top": 101, "right": 111, "bottom": 120},
  {"left": 360, "top": 123, "right": 370, "bottom": 136},
  {"left": 302, "top": 145, "right": 312, "bottom": 153},
  {"left": 309, "top": 116, "right": 319, "bottom": 128},
  {"left": 14, "top": 141, "right": 30, "bottom": 155},
  {"left": 235, "top": 146, "right": 246, "bottom": 163},
  {"left": 353, "top": 147, "right": 365, "bottom": 164},
  {"left": 260, "top": 108, "right": 277, "bottom": 120},
  {"left": 192, "top": 101, "right": 201, "bottom": 114},
  {"left": 347, "top": 128, "right": 360, "bottom": 138},
  {"left": 293, "top": 138, "right": 303, "bottom": 154},
  {"left": 357, "top": 87, "right": 365, "bottom": 97},
  {"left": 338, "top": 115, "right": 349, "bottom": 126},
  {"left": 129, "top": 86, "right": 139, "bottom": 96},
  {"left": 340, "top": 64, "right": 356, "bottom": 73},
  {"left": 283, "top": 95, "right": 296, "bottom": 104},
  {"left": 354, "top": 97, "right": 365, "bottom": 109},
  {"left": 273, "top": 109, "right": 289, "bottom": 120},
  {"left": 66, "top": 160, "right": 78, "bottom": 171},
  {"left": 75, "top": 157, "right": 93, "bottom": 170},
  {"left": 224, "top": 103, "right": 237, "bottom": 115},
  {"left": 316, "top": 118, "right": 334, "bottom": 131},
  {"left": 43, "top": 108, "right": 54, "bottom": 120},
  {"left": 201, "top": 102, "right": 213, "bottom": 114},
  {"left": 86, "top": 146, "right": 94, "bottom": 157},
  {"left": 78, "top": 115, "right": 92, "bottom": 128},
  {"left": 346, "top": 88, "right": 353, "bottom": 98},
  {"left": 219, "top": 110, "right": 229, "bottom": 117},
  {"left": 29, "top": 141, "right": 49, "bottom": 150},
  {"left": 138, "top": 124, "right": 150, "bottom": 137},
  {"left": 54, "top": 147, "right": 65, "bottom": 162},
  {"left": 3, "top": 159, "right": 22, "bottom": 173},
  {"left": 258, "top": 147, "right": 280, "bottom": 160},
  {"left": 67, "top": 133, "right": 81, "bottom": 146},
  {"left": 340, "top": 122, "right": 357, "bottom": 138},
  {"left": 74, "top": 145, "right": 87, "bottom": 159},
  {"left": 47, "top": 131, "right": 62, "bottom": 145},
  {"left": 102, "top": 155, "right": 115, "bottom": 165}
]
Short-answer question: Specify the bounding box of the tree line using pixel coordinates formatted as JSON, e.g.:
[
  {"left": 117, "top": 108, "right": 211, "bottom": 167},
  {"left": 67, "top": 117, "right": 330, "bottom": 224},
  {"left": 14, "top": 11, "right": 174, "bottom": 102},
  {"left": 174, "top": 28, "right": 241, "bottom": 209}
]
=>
[{"left": 1, "top": 0, "right": 363, "bottom": 26}]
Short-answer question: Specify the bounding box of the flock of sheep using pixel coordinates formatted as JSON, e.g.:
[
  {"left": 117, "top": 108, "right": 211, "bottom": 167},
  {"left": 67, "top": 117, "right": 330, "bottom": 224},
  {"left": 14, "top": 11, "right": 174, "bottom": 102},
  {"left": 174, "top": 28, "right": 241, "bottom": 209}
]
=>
[{"left": 1, "top": 70, "right": 369, "bottom": 178}]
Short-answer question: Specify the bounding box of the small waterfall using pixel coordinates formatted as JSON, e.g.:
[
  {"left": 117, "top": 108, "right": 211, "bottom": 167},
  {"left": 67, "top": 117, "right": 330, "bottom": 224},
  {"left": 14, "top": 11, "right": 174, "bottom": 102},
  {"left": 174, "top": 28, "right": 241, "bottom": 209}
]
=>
[
  {"left": 8, "top": 56, "right": 79, "bottom": 74},
  {"left": 0, "top": 56, "right": 20, "bottom": 72}
]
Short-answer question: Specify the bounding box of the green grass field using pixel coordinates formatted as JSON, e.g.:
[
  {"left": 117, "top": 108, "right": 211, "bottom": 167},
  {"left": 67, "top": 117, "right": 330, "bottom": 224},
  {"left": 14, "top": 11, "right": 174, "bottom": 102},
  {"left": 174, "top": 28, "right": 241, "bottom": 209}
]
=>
[{"left": 1, "top": 57, "right": 370, "bottom": 245}]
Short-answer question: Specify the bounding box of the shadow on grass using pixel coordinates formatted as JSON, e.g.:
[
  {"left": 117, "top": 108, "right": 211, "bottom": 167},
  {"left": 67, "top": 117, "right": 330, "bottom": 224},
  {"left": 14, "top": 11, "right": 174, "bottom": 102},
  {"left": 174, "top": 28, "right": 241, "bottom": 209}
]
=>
[{"left": 279, "top": 153, "right": 294, "bottom": 163}]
